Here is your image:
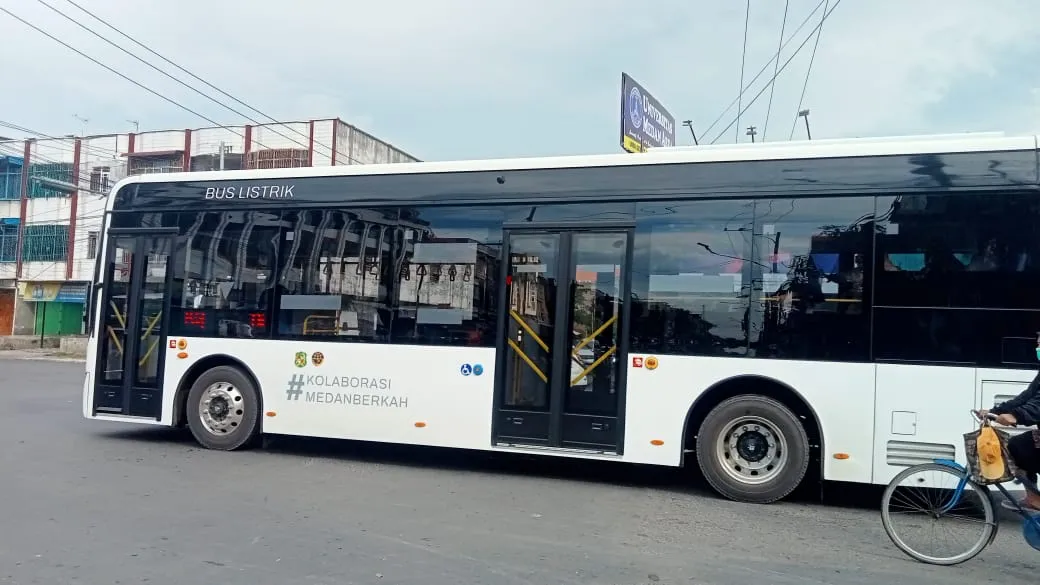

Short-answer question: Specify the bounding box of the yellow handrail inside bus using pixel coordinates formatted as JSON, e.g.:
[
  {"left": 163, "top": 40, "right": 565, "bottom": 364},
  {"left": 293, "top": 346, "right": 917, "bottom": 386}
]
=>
[
  {"left": 106, "top": 300, "right": 127, "bottom": 357},
  {"left": 507, "top": 338, "right": 548, "bottom": 383},
  {"left": 106, "top": 326, "right": 123, "bottom": 356},
  {"left": 109, "top": 300, "right": 125, "bottom": 328},
  {"left": 509, "top": 310, "right": 549, "bottom": 352},
  {"left": 571, "top": 345, "right": 617, "bottom": 386},
  {"left": 571, "top": 315, "right": 617, "bottom": 356},
  {"left": 138, "top": 338, "right": 160, "bottom": 367},
  {"left": 139, "top": 311, "right": 162, "bottom": 341}
]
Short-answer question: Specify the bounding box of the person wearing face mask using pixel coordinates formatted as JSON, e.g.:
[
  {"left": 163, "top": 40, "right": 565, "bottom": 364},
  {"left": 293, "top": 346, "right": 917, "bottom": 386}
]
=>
[{"left": 976, "top": 332, "right": 1040, "bottom": 511}]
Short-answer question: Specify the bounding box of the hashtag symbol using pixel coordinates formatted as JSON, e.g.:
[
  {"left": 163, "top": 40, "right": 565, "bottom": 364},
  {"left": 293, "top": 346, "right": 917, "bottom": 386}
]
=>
[{"left": 285, "top": 374, "right": 304, "bottom": 400}]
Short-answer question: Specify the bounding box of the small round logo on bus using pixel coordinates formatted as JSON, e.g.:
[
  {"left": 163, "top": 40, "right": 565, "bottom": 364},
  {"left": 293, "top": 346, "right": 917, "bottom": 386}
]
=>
[
  {"left": 311, "top": 351, "right": 324, "bottom": 366},
  {"left": 176, "top": 338, "right": 188, "bottom": 350},
  {"left": 645, "top": 356, "right": 659, "bottom": 370},
  {"left": 294, "top": 351, "right": 307, "bottom": 368}
]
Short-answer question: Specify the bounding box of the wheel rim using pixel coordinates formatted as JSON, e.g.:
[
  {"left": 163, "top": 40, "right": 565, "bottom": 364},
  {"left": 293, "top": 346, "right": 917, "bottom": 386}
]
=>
[
  {"left": 881, "top": 464, "right": 995, "bottom": 565},
  {"left": 197, "top": 381, "right": 245, "bottom": 436},
  {"left": 714, "top": 415, "right": 788, "bottom": 486}
]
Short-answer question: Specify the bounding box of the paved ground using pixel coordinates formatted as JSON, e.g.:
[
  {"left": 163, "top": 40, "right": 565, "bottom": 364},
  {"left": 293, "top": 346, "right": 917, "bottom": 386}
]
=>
[{"left": 0, "top": 355, "right": 1036, "bottom": 585}]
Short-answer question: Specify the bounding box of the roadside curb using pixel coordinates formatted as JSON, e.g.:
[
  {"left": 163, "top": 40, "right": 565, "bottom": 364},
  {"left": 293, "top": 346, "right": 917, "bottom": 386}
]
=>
[{"left": 0, "top": 349, "right": 86, "bottom": 363}]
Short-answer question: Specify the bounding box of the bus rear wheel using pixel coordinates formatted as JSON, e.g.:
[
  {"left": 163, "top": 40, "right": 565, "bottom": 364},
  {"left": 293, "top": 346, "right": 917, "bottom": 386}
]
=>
[
  {"left": 695, "top": 395, "right": 809, "bottom": 504},
  {"left": 185, "top": 366, "right": 262, "bottom": 451}
]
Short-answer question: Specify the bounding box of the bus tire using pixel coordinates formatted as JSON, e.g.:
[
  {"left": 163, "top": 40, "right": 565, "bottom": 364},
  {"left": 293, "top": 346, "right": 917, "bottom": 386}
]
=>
[
  {"left": 695, "top": 394, "right": 809, "bottom": 504},
  {"left": 185, "top": 365, "right": 262, "bottom": 451}
]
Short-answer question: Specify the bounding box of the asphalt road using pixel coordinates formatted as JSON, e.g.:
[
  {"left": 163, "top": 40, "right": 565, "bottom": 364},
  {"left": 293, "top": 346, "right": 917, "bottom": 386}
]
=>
[{"left": 0, "top": 355, "right": 1036, "bottom": 585}]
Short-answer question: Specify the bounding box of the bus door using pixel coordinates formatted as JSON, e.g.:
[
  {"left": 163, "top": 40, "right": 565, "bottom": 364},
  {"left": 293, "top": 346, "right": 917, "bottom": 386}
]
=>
[
  {"left": 492, "top": 226, "right": 633, "bottom": 454},
  {"left": 92, "top": 230, "right": 176, "bottom": 419}
]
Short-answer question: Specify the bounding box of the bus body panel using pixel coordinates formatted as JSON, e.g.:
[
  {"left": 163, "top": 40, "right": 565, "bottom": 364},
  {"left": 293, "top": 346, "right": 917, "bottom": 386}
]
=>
[
  {"left": 155, "top": 339, "right": 880, "bottom": 482},
  {"left": 166, "top": 338, "right": 498, "bottom": 450},
  {"left": 872, "top": 364, "right": 977, "bottom": 485}
]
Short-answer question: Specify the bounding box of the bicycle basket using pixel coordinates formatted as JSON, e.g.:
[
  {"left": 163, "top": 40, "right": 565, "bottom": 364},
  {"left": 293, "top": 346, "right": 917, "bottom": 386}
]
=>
[{"left": 963, "top": 421, "right": 1019, "bottom": 485}]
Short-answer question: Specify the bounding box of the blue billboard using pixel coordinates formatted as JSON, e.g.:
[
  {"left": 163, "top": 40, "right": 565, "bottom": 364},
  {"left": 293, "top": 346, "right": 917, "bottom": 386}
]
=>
[{"left": 620, "top": 73, "right": 676, "bottom": 153}]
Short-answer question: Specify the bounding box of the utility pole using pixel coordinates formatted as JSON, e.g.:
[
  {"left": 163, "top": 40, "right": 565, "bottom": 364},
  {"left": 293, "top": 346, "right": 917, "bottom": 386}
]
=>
[
  {"left": 746, "top": 125, "right": 758, "bottom": 143},
  {"left": 798, "top": 109, "right": 812, "bottom": 140},
  {"left": 127, "top": 119, "right": 139, "bottom": 133},
  {"left": 682, "top": 120, "right": 699, "bottom": 145}
]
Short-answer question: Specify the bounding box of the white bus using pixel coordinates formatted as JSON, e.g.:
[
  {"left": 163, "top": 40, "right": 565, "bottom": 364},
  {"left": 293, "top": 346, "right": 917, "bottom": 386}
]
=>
[{"left": 83, "top": 132, "right": 1040, "bottom": 504}]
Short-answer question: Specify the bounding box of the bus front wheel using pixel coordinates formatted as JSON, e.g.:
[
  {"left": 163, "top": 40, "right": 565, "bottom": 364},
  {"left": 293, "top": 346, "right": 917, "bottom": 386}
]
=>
[
  {"left": 185, "top": 365, "right": 262, "bottom": 451},
  {"left": 695, "top": 394, "right": 809, "bottom": 504}
]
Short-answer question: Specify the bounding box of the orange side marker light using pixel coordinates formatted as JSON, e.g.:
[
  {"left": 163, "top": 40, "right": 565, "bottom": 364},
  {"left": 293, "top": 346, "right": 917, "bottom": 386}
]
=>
[
  {"left": 650, "top": 439, "right": 664, "bottom": 446},
  {"left": 265, "top": 411, "right": 277, "bottom": 417},
  {"left": 176, "top": 351, "right": 188, "bottom": 359},
  {"left": 833, "top": 453, "right": 850, "bottom": 460},
  {"left": 414, "top": 422, "right": 427, "bottom": 428}
]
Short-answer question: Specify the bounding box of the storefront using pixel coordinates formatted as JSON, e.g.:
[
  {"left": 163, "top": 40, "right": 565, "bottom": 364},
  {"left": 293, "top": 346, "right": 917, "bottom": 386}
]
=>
[{"left": 17, "top": 280, "right": 88, "bottom": 335}]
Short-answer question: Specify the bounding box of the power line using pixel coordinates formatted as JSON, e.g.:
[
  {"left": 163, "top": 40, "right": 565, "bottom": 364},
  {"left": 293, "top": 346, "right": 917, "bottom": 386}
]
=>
[
  {"left": 699, "top": 0, "right": 828, "bottom": 140},
  {"left": 761, "top": 0, "right": 790, "bottom": 142},
  {"left": 709, "top": 0, "right": 842, "bottom": 145},
  {"left": 0, "top": 122, "right": 130, "bottom": 195},
  {"left": 789, "top": 0, "right": 830, "bottom": 140},
  {"left": 58, "top": 0, "right": 341, "bottom": 161},
  {"left": 36, "top": 0, "right": 355, "bottom": 164},
  {"left": 735, "top": 0, "right": 751, "bottom": 144},
  {"left": 0, "top": 118, "right": 127, "bottom": 162},
  {"left": 0, "top": 5, "right": 280, "bottom": 155}
]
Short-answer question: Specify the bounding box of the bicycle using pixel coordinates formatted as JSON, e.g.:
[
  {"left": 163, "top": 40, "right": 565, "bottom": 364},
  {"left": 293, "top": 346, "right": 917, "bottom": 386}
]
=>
[{"left": 880, "top": 411, "right": 1040, "bottom": 565}]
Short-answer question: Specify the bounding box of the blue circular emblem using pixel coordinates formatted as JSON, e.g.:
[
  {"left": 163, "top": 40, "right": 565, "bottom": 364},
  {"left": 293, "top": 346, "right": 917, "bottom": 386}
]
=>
[
  {"left": 627, "top": 87, "right": 643, "bottom": 129},
  {"left": 460, "top": 363, "right": 472, "bottom": 376},
  {"left": 473, "top": 364, "right": 484, "bottom": 376}
]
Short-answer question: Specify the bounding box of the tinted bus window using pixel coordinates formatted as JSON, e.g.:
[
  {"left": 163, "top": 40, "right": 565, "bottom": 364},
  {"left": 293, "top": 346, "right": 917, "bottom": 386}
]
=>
[
  {"left": 873, "top": 192, "right": 1040, "bottom": 366},
  {"left": 875, "top": 192, "right": 1040, "bottom": 310},
  {"left": 631, "top": 199, "right": 755, "bottom": 357},
  {"left": 393, "top": 206, "right": 505, "bottom": 347},
  {"left": 748, "top": 196, "right": 877, "bottom": 362},
  {"left": 275, "top": 208, "right": 398, "bottom": 342},
  {"left": 169, "top": 210, "right": 280, "bottom": 338}
]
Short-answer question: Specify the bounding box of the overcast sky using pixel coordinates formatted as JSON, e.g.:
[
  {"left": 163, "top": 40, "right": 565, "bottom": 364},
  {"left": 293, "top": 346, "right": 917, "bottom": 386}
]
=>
[{"left": 0, "top": 0, "right": 1037, "bottom": 162}]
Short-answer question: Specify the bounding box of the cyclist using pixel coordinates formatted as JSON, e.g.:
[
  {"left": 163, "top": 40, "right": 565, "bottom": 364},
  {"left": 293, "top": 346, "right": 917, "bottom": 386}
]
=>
[{"left": 977, "top": 334, "right": 1040, "bottom": 511}]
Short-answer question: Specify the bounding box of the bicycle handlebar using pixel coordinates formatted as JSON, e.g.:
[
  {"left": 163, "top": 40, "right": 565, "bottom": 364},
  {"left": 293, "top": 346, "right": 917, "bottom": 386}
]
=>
[{"left": 971, "top": 409, "right": 1000, "bottom": 422}]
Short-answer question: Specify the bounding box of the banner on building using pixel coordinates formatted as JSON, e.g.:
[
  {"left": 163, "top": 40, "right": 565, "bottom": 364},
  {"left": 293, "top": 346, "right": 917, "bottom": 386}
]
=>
[
  {"left": 18, "top": 281, "right": 88, "bottom": 303},
  {"left": 620, "top": 73, "right": 676, "bottom": 153}
]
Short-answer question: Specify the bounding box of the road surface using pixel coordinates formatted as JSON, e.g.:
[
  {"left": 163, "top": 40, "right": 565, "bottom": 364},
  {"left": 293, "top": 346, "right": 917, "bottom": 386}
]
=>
[{"left": 0, "top": 355, "right": 1034, "bottom": 584}]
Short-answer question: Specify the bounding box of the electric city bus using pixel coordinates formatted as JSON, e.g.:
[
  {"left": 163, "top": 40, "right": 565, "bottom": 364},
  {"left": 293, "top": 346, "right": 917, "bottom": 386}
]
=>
[{"left": 83, "top": 132, "right": 1040, "bottom": 504}]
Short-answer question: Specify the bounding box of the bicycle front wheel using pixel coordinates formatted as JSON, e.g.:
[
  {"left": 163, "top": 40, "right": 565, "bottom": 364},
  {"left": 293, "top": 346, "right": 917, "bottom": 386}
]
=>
[{"left": 881, "top": 462, "right": 997, "bottom": 565}]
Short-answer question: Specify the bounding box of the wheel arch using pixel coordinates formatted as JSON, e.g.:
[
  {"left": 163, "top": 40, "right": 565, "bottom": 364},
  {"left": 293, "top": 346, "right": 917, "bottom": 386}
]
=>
[
  {"left": 680, "top": 374, "right": 824, "bottom": 476},
  {"left": 172, "top": 354, "right": 265, "bottom": 429}
]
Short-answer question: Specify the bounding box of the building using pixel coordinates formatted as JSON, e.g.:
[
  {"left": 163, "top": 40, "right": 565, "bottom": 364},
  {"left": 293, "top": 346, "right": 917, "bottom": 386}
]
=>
[{"left": 0, "top": 118, "right": 419, "bottom": 336}]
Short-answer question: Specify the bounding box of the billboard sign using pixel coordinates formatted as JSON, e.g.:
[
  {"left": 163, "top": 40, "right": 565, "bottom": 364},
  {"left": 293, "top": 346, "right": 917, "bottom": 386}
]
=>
[{"left": 620, "top": 73, "right": 676, "bottom": 153}]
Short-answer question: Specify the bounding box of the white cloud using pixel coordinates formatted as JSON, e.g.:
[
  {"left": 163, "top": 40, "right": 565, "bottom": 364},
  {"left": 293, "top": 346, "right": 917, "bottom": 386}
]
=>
[{"left": 0, "top": 0, "right": 1038, "bottom": 159}]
